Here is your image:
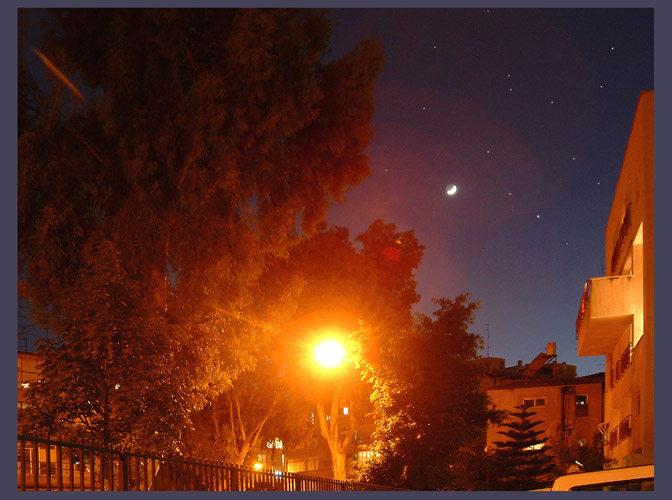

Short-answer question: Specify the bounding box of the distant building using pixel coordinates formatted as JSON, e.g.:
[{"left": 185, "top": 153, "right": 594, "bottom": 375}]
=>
[
  {"left": 484, "top": 343, "right": 605, "bottom": 461},
  {"left": 575, "top": 91, "right": 654, "bottom": 468},
  {"left": 18, "top": 351, "right": 40, "bottom": 411},
  {"left": 282, "top": 402, "right": 376, "bottom": 480}
]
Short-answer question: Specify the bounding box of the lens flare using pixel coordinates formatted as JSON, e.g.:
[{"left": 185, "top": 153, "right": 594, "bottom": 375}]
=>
[{"left": 314, "top": 340, "right": 346, "bottom": 368}]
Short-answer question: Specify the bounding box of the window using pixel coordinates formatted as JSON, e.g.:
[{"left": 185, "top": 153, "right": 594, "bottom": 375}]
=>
[
  {"left": 287, "top": 459, "right": 305, "bottom": 473},
  {"left": 572, "top": 479, "right": 654, "bottom": 491},
  {"left": 523, "top": 398, "right": 546, "bottom": 408},
  {"left": 343, "top": 407, "right": 349, "bottom": 415},
  {"left": 576, "top": 395, "right": 589, "bottom": 417},
  {"left": 287, "top": 457, "right": 318, "bottom": 473},
  {"left": 356, "top": 450, "right": 379, "bottom": 464}
]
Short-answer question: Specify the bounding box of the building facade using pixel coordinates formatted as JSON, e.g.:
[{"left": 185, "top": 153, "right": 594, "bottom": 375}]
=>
[
  {"left": 18, "top": 351, "right": 40, "bottom": 411},
  {"left": 282, "top": 404, "right": 376, "bottom": 480},
  {"left": 484, "top": 344, "right": 605, "bottom": 469},
  {"left": 575, "top": 91, "right": 654, "bottom": 468}
]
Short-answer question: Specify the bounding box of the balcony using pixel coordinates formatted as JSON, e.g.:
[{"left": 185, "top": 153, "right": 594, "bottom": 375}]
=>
[{"left": 576, "top": 276, "right": 634, "bottom": 356}]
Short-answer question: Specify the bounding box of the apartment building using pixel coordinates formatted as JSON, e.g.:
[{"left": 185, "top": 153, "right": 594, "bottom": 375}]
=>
[
  {"left": 575, "top": 91, "right": 654, "bottom": 468},
  {"left": 484, "top": 344, "right": 605, "bottom": 460},
  {"left": 282, "top": 404, "right": 376, "bottom": 480}
]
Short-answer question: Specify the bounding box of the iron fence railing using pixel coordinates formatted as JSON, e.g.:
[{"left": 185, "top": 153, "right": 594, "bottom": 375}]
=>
[{"left": 17, "top": 430, "right": 398, "bottom": 491}]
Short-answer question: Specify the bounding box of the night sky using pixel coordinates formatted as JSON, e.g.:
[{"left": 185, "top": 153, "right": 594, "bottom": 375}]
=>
[
  {"left": 11, "top": 6, "right": 656, "bottom": 378},
  {"left": 323, "top": 8, "right": 654, "bottom": 376}
]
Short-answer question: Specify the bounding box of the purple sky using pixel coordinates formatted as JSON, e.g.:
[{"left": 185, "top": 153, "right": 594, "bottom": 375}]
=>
[{"left": 324, "top": 8, "right": 653, "bottom": 376}]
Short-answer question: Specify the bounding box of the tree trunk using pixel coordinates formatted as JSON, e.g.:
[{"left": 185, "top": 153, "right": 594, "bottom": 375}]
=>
[{"left": 315, "top": 385, "right": 354, "bottom": 481}]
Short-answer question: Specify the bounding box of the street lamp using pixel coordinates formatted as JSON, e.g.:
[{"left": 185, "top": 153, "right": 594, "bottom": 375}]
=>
[{"left": 313, "top": 339, "right": 346, "bottom": 369}]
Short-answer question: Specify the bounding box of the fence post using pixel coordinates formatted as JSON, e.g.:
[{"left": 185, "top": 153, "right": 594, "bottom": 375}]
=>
[
  {"left": 119, "top": 451, "right": 129, "bottom": 491},
  {"left": 56, "top": 435, "right": 63, "bottom": 491}
]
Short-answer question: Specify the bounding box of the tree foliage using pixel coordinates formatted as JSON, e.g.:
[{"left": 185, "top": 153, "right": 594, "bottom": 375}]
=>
[
  {"left": 180, "top": 357, "right": 312, "bottom": 465},
  {"left": 490, "top": 404, "right": 557, "bottom": 490},
  {"left": 355, "top": 295, "right": 499, "bottom": 490},
  {"left": 179, "top": 220, "right": 424, "bottom": 476},
  {"left": 19, "top": 235, "right": 202, "bottom": 450},
  {"left": 552, "top": 432, "right": 606, "bottom": 474},
  {"left": 18, "top": 8, "right": 384, "bottom": 449}
]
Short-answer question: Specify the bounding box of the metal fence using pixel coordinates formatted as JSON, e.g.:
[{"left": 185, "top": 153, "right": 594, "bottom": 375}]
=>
[{"left": 17, "top": 431, "right": 396, "bottom": 491}]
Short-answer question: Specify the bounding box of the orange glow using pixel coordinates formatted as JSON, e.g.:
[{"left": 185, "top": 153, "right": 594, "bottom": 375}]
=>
[{"left": 314, "top": 339, "right": 346, "bottom": 368}]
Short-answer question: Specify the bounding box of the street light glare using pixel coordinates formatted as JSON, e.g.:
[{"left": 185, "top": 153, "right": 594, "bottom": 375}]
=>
[{"left": 314, "top": 340, "right": 346, "bottom": 368}]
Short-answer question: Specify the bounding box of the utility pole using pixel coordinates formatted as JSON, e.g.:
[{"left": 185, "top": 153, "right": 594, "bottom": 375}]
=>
[{"left": 485, "top": 324, "right": 490, "bottom": 357}]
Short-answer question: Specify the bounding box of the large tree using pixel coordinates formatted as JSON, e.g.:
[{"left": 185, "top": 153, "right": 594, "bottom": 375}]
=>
[
  {"left": 18, "top": 8, "right": 384, "bottom": 444},
  {"left": 179, "top": 221, "right": 424, "bottom": 477},
  {"left": 355, "top": 295, "right": 500, "bottom": 490},
  {"left": 285, "top": 221, "right": 423, "bottom": 480}
]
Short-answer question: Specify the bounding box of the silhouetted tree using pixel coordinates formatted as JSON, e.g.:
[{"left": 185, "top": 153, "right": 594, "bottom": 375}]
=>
[
  {"left": 490, "top": 404, "right": 557, "bottom": 490},
  {"left": 354, "top": 295, "right": 500, "bottom": 490}
]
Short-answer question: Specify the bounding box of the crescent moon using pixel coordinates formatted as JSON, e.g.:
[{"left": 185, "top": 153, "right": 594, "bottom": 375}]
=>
[{"left": 446, "top": 184, "right": 457, "bottom": 196}]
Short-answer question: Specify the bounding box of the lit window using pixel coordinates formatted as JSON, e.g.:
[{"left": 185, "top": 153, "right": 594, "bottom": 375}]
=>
[
  {"left": 356, "top": 450, "right": 379, "bottom": 464},
  {"left": 576, "top": 395, "right": 588, "bottom": 406},
  {"left": 343, "top": 407, "right": 349, "bottom": 415}
]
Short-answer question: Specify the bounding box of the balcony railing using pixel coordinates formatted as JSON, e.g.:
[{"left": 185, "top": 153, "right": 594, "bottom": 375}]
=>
[
  {"left": 576, "top": 281, "right": 590, "bottom": 340},
  {"left": 609, "top": 415, "right": 632, "bottom": 449},
  {"left": 616, "top": 343, "right": 632, "bottom": 382},
  {"left": 610, "top": 203, "right": 632, "bottom": 274}
]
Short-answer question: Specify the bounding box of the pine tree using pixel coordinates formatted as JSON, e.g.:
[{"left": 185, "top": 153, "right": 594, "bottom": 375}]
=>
[{"left": 491, "top": 404, "right": 557, "bottom": 490}]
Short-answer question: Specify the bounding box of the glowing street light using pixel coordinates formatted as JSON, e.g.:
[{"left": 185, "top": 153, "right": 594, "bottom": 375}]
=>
[{"left": 313, "top": 339, "right": 346, "bottom": 368}]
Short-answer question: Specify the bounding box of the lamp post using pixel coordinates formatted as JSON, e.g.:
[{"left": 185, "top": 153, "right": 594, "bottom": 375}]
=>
[{"left": 311, "top": 337, "right": 355, "bottom": 481}]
